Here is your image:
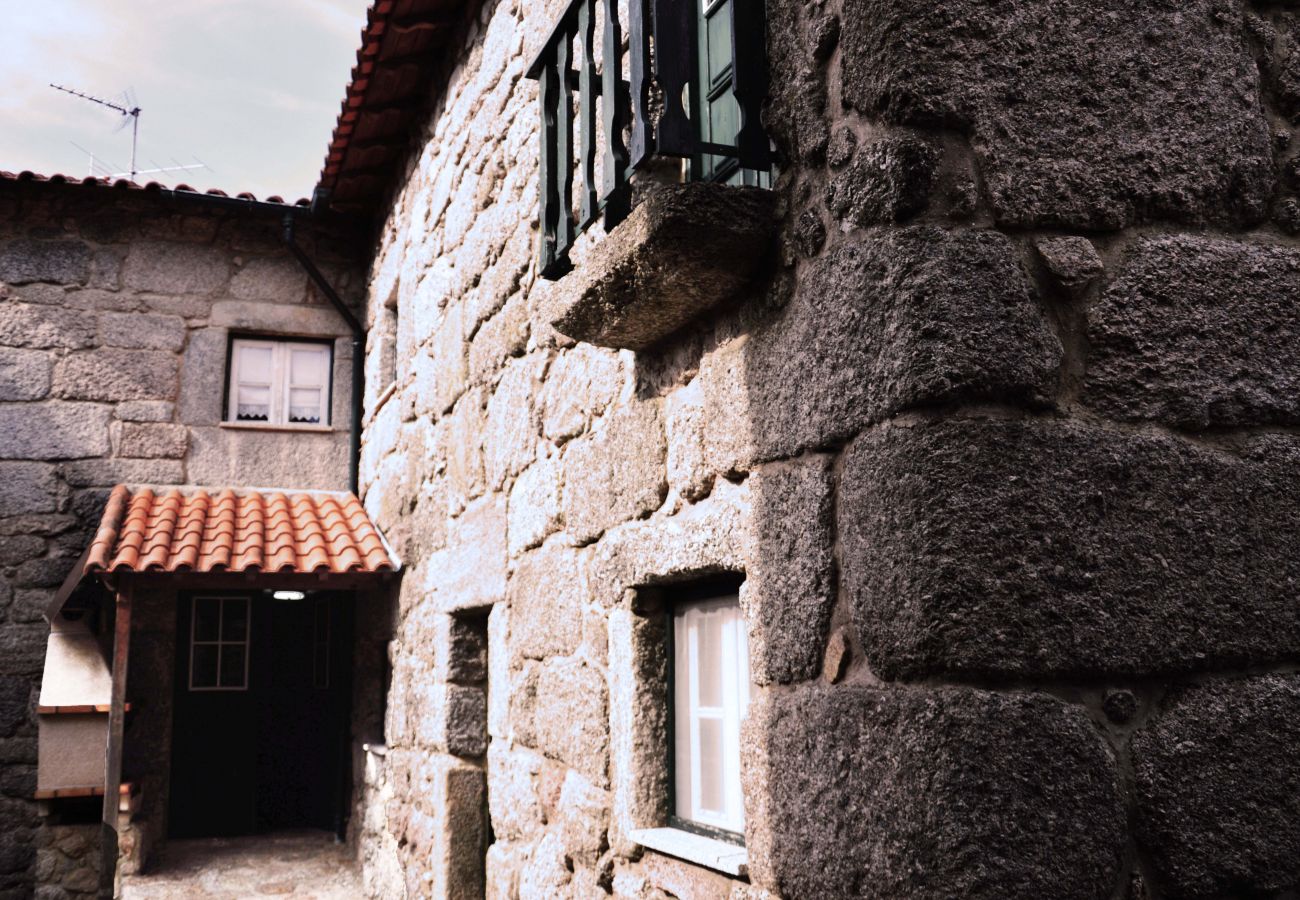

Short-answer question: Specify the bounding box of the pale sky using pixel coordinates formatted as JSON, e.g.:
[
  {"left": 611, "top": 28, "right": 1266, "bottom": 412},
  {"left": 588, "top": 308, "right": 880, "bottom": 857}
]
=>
[{"left": 0, "top": 0, "right": 370, "bottom": 201}]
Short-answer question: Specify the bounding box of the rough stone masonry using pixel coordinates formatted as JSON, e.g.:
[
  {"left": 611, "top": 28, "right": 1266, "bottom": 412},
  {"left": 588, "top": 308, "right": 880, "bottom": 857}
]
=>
[
  {"left": 5, "top": 0, "right": 1300, "bottom": 897},
  {"left": 352, "top": 0, "right": 1300, "bottom": 897},
  {"left": 0, "top": 181, "right": 365, "bottom": 899}
]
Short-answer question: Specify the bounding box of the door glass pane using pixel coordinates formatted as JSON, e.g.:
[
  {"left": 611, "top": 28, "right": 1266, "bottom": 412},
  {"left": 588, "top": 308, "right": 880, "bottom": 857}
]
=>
[
  {"left": 193, "top": 598, "right": 221, "bottom": 641},
  {"left": 192, "top": 644, "right": 219, "bottom": 688},
  {"left": 219, "top": 645, "right": 246, "bottom": 688},
  {"left": 222, "top": 599, "right": 248, "bottom": 642},
  {"left": 236, "top": 385, "right": 271, "bottom": 421},
  {"left": 290, "top": 347, "right": 328, "bottom": 387},
  {"left": 288, "top": 387, "right": 323, "bottom": 424}
]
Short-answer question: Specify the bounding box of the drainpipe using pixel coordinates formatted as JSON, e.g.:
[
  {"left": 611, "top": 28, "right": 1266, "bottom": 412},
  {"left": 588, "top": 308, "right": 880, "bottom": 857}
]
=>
[{"left": 282, "top": 214, "right": 365, "bottom": 495}]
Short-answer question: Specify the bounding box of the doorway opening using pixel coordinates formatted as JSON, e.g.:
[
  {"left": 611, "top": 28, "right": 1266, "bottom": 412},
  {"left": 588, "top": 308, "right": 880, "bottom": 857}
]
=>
[{"left": 168, "top": 590, "right": 355, "bottom": 839}]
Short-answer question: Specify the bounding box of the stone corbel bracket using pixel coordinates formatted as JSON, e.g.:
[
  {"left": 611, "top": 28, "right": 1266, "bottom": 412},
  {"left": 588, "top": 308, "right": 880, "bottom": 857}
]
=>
[{"left": 549, "top": 182, "right": 779, "bottom": 351}]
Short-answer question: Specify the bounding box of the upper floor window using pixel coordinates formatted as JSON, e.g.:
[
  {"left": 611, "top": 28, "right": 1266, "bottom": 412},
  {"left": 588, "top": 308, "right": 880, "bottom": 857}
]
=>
[
  {"left": 227, "top": 337, "right": 332, "bottom": 427},
  {"left": 672, "top": 592, "right": 750, "bottom": 840},
  {"left": 527, "top": 0, "right": 771, "bottom": 278},
  {"left": 692, "top": 0, "right": 769, "bottom": 187}
]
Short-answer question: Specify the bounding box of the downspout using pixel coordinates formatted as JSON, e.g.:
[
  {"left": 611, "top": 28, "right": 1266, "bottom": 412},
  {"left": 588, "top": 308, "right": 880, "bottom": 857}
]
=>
[{"left": 282, "top": 214, "right": 365, "bottom": 495}]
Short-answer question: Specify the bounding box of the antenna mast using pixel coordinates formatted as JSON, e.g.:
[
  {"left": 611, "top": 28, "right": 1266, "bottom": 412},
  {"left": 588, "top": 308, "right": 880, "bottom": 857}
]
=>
[{"left": 50, "top": 83, "right": 142, "bottom": 180}]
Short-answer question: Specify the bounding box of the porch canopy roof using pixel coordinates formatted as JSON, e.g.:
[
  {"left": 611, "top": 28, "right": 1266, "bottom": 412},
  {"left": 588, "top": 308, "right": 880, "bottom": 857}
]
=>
[
  {"left": 89, "top": 484, "right": 396, "bottom": 575},
  {"left": 51, "top": 484, "right": 400, "bottom": 617}
]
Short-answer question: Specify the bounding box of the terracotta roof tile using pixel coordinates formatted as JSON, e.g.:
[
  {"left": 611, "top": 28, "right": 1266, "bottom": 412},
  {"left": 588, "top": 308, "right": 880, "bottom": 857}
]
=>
[
  {"left": 318, "top": 0, "right": 467, "bottom": 214},
  {"left": 85, "top": 485, "right": 397, "bottom": 576},
  {"left": 0, "top": 170, "right": 311, "bottom": 207}
]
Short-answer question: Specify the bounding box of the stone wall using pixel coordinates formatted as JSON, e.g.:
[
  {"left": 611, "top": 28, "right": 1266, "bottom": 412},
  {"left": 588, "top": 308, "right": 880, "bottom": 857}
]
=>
[
  {"left": 356, "top": 0, "right": 1300, "bottom": 898},
  {"left": 0, "top": 180, "right": 366, "bottom": 897}
]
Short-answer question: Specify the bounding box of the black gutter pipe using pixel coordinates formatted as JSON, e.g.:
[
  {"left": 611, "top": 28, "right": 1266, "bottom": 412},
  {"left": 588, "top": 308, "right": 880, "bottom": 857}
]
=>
[{"left": 282, "top": 213, "right": 365, "bottom": 496}]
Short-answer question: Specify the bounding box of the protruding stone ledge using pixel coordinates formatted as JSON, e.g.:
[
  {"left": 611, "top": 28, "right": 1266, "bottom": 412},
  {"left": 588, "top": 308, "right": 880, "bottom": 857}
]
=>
[{"left": 548, "top": 182, "right": 778, "bottom": 351}]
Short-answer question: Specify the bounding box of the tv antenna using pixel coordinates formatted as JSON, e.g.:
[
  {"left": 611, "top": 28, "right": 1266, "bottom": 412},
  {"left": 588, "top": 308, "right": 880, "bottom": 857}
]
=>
[{"left": 50, "top": 83, "right": 142, "bottom": 180}]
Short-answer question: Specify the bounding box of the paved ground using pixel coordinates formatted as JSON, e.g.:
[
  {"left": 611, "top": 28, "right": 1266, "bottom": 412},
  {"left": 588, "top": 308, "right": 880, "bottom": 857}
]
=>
[{"left": 120, "top": 831, "right": 363, "bottom": 899}]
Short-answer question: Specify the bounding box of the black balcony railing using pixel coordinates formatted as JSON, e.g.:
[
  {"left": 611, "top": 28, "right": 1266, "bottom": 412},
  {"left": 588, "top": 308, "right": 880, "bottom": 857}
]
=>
[{"left": 526, "top": 0, "right": 769, "bottom": 280}]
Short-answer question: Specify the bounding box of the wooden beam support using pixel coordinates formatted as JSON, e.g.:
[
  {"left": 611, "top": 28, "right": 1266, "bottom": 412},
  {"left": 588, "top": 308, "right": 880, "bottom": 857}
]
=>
[{"left": 98, "top": 581, "right": 132, "bottom": 899}]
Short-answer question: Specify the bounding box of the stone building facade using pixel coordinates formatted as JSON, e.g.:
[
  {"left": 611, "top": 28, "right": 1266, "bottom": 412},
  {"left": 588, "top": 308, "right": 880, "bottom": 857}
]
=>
[
  {"left": 346, "top": 0, "right": 1300, "bottom": 897},
  {"left": 6, "top": 0, "right": 1300, "bottom": 897},
  {"left": 0, "top": 178, "right": 367, "bottom": 897}
]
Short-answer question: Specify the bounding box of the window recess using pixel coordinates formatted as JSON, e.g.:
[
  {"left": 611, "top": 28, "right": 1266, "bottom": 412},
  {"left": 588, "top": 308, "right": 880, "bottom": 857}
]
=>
[
  {"left": 526, "top": 0, "right": 771, "bottom": 279},
  {"left": 227, "top": 338, "right": 333, "bottom": 427},
  {"left": 670, "top": 593, "right": 750, "bottom": 840}
]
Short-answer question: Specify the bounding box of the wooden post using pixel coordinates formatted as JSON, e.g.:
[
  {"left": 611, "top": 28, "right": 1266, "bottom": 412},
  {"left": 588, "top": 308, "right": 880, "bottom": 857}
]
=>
[{"left": 99, "top": 581, "right": 132, "bottom": 899}]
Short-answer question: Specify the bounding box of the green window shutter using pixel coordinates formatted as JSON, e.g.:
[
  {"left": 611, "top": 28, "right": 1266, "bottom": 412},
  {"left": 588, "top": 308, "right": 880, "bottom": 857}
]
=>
[{"left": 693, "top": 0, "right": 769, "bottom": 186}]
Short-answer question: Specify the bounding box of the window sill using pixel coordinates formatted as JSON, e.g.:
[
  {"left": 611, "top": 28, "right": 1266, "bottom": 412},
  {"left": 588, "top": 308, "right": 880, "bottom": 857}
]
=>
[
  {"left": 547, "top": 181, "right": 778, "bottom": 351},
  {"left": 630, "top": 827, "right": 748, "bottom": 878},
  {"left": 219, "top": 421, "right": 336, "bottom": 434}
]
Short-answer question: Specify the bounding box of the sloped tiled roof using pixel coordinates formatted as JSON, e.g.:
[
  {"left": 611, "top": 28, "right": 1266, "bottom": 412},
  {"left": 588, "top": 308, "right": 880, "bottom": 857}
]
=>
[
  {"left": 318, "top": 0, "right": 467, "bottom": 214},
  {"left": 0, "top": 170, "right": 311, "bottom": 207},
  {"left": 85, "top": 485, "right": 396, "bottom": 576}
]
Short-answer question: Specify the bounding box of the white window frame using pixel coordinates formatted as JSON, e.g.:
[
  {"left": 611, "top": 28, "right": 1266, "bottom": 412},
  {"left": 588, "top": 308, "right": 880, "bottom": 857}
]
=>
[
  {"left": 227, "top": 337, "right": 333, "bottom": 427},
  {"left": 188, "top": 595, "right": 252, "bottom": 692},
  {"left": 672, "top": 593, "right": 750, "bottom": 839}
]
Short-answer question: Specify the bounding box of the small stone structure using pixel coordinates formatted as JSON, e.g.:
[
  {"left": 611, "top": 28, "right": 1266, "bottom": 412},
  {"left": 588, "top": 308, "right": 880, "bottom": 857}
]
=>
[
  {"left": 0, "top": 180, "right": 366, "bottom": 897},
  {"left": 5, "top": 0, "right": 1300, "bottom": 897}
]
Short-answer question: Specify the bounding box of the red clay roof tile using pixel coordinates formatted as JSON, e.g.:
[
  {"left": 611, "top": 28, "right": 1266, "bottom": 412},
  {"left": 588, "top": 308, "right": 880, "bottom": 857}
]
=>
[
  {"left": 0, "top": 170, "right": 311, "bottom": 207},
  {"left": 84, "top": 485, "right": 396, "bottom": 576}
]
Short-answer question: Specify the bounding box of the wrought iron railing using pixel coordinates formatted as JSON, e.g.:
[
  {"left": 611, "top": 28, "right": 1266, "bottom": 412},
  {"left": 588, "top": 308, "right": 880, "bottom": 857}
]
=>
[{"left": 526, "top": 0, "right": 769, "bottom": 280}]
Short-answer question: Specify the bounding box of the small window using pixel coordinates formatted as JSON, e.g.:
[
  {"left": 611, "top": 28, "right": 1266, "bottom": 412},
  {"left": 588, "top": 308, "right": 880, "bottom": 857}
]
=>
[
  {"left": 672, "top": 593, "right": 750, "bottom": 840},
  {"left": 190, "top": 596, "right": 251, "bottom": 691},
  {"left": 227, "top": 338, "right": 332, "bottom": 427}
]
